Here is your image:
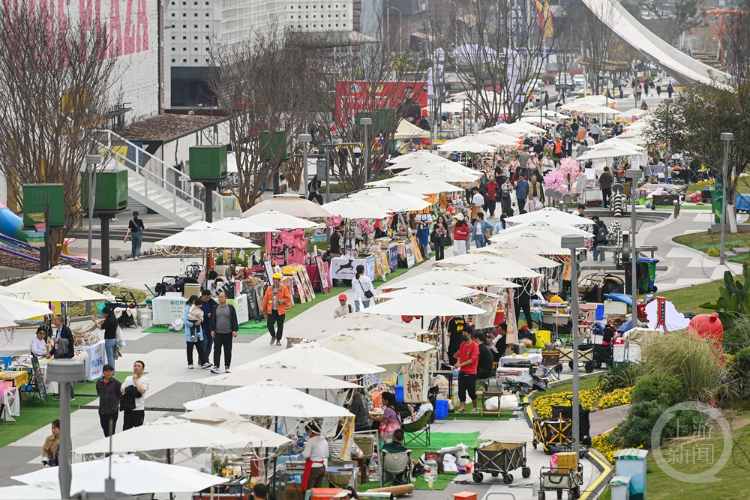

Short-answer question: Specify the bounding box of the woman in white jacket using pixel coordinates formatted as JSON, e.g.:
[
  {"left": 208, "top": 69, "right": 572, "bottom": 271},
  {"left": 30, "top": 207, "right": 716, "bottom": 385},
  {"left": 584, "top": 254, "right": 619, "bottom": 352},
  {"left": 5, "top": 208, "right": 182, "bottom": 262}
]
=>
[{"left": 352, "top": 264, "right": 375, "bottom": 311}]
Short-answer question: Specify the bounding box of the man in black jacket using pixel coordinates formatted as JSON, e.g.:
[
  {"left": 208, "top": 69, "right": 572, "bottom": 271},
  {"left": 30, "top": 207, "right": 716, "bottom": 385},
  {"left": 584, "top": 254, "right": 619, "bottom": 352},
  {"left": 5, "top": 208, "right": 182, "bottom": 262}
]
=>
[
  {"left": 211, "top": 291, "right": 239, "bottom": 374},
  {"left": 474, "top": 332, "right": 495, "bottom": 389},
  {"left": 96, "top": 365, "right": 121, "bottom": 437},
  {"left": 51, "top": 315, "right": 76, "bottom": 401}
]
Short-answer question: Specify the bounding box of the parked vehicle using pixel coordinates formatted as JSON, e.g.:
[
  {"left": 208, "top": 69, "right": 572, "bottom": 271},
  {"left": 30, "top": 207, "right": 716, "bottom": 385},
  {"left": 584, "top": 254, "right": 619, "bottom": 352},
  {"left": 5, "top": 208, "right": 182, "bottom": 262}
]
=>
[
  {"left": 573, "top": 75, "right": 586, "bottom": 87},
  {"left": 555, "top": 74, "right": 575, "bottom": 91}
]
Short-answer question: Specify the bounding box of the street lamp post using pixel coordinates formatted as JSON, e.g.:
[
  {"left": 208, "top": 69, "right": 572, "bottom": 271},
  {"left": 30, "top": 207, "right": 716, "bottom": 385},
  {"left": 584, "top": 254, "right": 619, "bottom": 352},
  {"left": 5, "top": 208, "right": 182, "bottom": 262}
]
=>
[
  {"left": 561, "top": 235, "right": 585, "bottom": 454},
  {"left": 84, "top": 154, "right": 101, "bottom": 315},
  {"left": 626, "top": 168, "right": 642, "bottom": 324},
  {"left": 391, "top": 7, "right": 402, "bottom": 54},
  {"left": 720, "top": 132, "right": 734, "bottom": 265},
  {"left": 299, "top": 134, "right": 311, "bottom": 198},
  {"left": 360, "top": 117, "right": 372, "bottom": 183},
  {"left": 428, "top": 93, "right": 436, "bottom": 152}
]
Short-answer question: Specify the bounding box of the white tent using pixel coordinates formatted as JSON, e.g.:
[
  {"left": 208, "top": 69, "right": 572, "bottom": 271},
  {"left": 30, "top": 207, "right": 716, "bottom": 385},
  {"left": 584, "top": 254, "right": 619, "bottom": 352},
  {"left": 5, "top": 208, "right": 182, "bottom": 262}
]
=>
[
  {"left": 317, "top": 335, "right": 415, "bottom": 368},
  {"left": 178, "top": 405, "right": 292, "bottom": 448},
  {"left": 73, "top": 416, "right": 257, "bottom": 455},
  {"left": 487, "top": 122, "right": 545, "bottom": 137},
  {"left": 320, "top": 326, "right": 434, "bottom": 353},
  {"left": 12, "top": 455, "right": 228, "bottom": 496},
  {"left": 155, "top": 223, "right": 259, "bottom": 249},
  {"left": 577, "top": 104, "right": 624, "bottom": 115},
  {"left": 322, "top": 198, "right": 390, "bottom": 219},
  {"left": 239, "top": 344, "right": 385, "bottom": 376},
  {"left": 391, "top": 268, "right": 518, "bottom": 288},
  {"left": 350, "top": 191, "right": 431, "bottom": 212},
  {"left": 210, "top": 217, "right": 276, "bottom": 233},
  {"left": 471, "top": 246, "right": 561, "bottom": 268},
  {"left": 505, "top": 207, "right": 595, "bottom": 226},
  {"left": 194, "top": 362, "right": 361, "bottom": 390},
  {"left": 378, "top": 284, "right": 498, "bottom": 300},
  {"left": 437, "top": 137, "right": 498, "bottom": 153},
  {"left": 242, "top": 194, "right": 333, "bottom": 218},
  {"left": 394, "top": 119, "right": 430, "bottom": 139},
  {"left": 15, "top": 265, "right": 122, "bottom": 287},
  {"left": 184, "top": 380, "right": 354, "bottom": 418},
  {"left": 0, "top": 295, "right": 54, "bottom": 320},
  {"left": 9, "top": 275, "right": 109, "bottom": 302},
  {"left": 366, "top": 176, "right": 463, "bottom": 194},
  {"left": 363, "top": 291, "right": 486, "bottom": 316},
  {"left": 559, "top": 95, "right": 611, "bottom": 111},
  {"left": 242, "top": 210, "right": 318, "bottom": 230}
]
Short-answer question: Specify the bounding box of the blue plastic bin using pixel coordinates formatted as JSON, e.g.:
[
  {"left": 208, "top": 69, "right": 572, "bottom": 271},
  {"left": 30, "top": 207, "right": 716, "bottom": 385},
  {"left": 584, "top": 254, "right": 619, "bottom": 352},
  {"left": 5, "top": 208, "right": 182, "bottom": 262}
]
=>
[
  {"left": 395, "top": 385, "right": 404, "bottom": 402},
  {"left": 595, "top": 304, "right": 604, "bottom": 320},
  {"left": 435, "top": 400, "right": 449, "bottom": 420}
]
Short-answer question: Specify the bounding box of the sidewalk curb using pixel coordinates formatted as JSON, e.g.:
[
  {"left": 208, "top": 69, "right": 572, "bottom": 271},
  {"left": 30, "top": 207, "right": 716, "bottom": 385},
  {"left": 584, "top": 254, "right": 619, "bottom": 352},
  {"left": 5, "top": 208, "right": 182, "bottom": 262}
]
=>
[{"left": 581, "top": 449, "right": 614, "bottom": 500}]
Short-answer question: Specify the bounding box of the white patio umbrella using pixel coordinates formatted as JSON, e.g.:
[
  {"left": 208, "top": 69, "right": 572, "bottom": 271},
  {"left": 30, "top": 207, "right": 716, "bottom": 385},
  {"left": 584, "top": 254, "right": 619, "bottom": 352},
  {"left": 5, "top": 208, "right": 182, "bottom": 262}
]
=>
[
  {"left": 588, "top": 138, "right": 646, "bottom": 153},
  {"left": 242, "top": 194, "right": 333, "bottom": 218},
  {"left": 396, "top": 161, "right": 479, "bottom": 177},
  {"left": 9, "top": 275, "right": 109, "bottom": 302},
  {"left": 0, "top": 285, "right": 15, "bottom": 296},
  {"left": 321, "top": 314, "right": 427, "bottom": 337},
  {"left": 320, "top": 326, "right": 434, "bottom": 353},
  {"left": 487, "top": 122, "right": 544, "bottom": 137},
  {"left": 387, "top": 150, "right": 452, "bottom": 165},
  {"left": 470, "top": 132, "right": 521, "bottom": 147},
  {"left": 211, "top": 217, "right": 276, "bottom": 233},
  {"left": 505, "top": 207, "right": 595, "bottom": 226},
  {"left": 522, "top": 109, "right": 568, "bottom": 119},
  {"left": 491, "top": 231, "right": 572, "bottom": 255},
  {"left": 619, "top": 107, "right": 649, "bottom": 119},
  {"left": 433, "top": 261, "right": 542, "bottom": 279},
  {"left": 577, "top": 145, "right": 640, "bottom": 160},
  {"left": 363, "top": 291, "right": 485, "bottom": 316},
  {"left": 155, "top": 223, "right": 259, "bottom": 249},
  {"left": 385, "top": 156, "right": 457, "bottom": 170},
  {"left": 521, "top": 115, "right": 558, "bottom": 126},
  {"left": 0, "top": 484, "right": 60, "bottom": 499},
  {"left": 317, "top": 335, "right": 415, "bottom": 368},
  {"left": 73, "top": 416, "right": 257, "bottom": 455},
  {"left": 14, "top": 265, "right": 122, "bottom": 287},
  {"left": 398, "top": 167, "right": 479, "bottom": 183},
  {"left": 366, "top": 176, "right": 463, "bottom": 194},
  {"left": 242, "top": 210, "right": 318, "bottom": 230},
  {"left": 378, "top": 285, "right": 498, "bottom": 300},
  {"left": 240, "top": 344, "right": 385, "bottom": 376},
  {"left": 0, "top": 317, "right": 18, "bottom": 328},
  {"left": 322, "top": 198, "right": 390, "bottom": 219},
  {"left": 178, "top": 405, "right": 292, "bottom": 448},
  {"left": 352, "top": 191, "right": 431, "bottom": 212},
  {"left": 472, "top": 246, "right": 561, "bottom": 268},
  {"left": 497, "top": 221, "right": 591, "bottom": 239},
  {"left": 437, "top": 252, "right": 539, "bottom": 272},
  {"left": 437, "top": 136, "right": 497, "bottom": 153},
  {"left": 578, "top": 105, "right": 625, "bottom": 115},
  {"left": 391, "top": 268, "right": 518, "bottom": 288},
  {"left": 194, "top": 362, "right": 361, "bottom": 390},
  {"left": 0, "top": 296, "right": 53, "bottom": 320},
  {"left": 184, "top": 380, "right": 354, "bottom": 418},
  {"left": 559, "top": 95, "right": 610, "bottom": 111},
  {"left": 12, "top": 455, "right": 228, "bottom": 495}
]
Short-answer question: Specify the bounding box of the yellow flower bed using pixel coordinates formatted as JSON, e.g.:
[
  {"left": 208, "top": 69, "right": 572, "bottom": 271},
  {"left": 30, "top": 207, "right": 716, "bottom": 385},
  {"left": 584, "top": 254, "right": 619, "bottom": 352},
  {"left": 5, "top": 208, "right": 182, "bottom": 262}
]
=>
[
  {"left": 692, "top": 179, "right": 715, "bottom": 187},
  {"left": 533, "top": 387, "right": 602, "bottom": 419},
  {"left": 591, "top": 429, "right": 643, "bottom": 464},
  {"left": 598, "top": 387, "right": 632, "bottom": 410}
]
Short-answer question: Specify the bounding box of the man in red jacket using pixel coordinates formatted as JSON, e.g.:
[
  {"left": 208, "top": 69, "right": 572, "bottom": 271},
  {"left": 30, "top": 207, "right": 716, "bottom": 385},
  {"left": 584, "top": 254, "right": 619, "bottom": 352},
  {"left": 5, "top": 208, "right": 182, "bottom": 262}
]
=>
[
  {"left": 452, "top": 326, "right": 479, "bottom": 413},
  {"left": 485, "top": 176, "right": 499, "bottom": 218}
]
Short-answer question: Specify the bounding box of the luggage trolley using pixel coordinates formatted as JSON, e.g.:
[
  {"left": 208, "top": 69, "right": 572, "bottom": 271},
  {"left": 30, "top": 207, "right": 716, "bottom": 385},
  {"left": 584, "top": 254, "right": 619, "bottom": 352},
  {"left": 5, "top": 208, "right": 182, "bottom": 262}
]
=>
[
  {"left": 472, "top": 441, "right": 531, "bottom": 484},
  {"left": 558, "top": 345, "right": 593, "bottom": 371}
]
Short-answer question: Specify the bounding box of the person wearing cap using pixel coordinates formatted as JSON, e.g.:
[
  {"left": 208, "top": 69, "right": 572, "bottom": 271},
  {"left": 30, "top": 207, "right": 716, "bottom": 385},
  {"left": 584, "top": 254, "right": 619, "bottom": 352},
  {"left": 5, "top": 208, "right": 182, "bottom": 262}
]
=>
[
  {"left": 452, "top": 213, "right": 470, "bottom": 255},
  {"left": 124, "top": 211, "right": 148, "bottom": 260},
  {"left": 333, "top": 293, "right": 352, "bottom": 318},
  {"left": 263, "top": 273, "right": 292, "bottom": 346},
  {"left": 96, "top": 364, "right": 122, "bottom": 437},
  {"left": 225, "top": 260, "right": 239, "bottom": 281}
]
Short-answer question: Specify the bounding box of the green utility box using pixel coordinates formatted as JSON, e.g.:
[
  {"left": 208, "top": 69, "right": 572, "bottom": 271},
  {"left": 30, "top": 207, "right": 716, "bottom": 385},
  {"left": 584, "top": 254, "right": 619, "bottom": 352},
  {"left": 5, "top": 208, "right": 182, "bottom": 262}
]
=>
[
  {"left": 23, "top": 184, "right": 65, "bottom": 228},
  {"left": 189, "top": 145, "right": 228, "bottom": 181},
  {"left": 261, "top": 131, "right": 290, "bottom": 161},
  {"left": 81, "top": 168, "right": 129, "bottom": 212},
  {"left": 712, "top": 183, "right": 723, "bottom": 224}
]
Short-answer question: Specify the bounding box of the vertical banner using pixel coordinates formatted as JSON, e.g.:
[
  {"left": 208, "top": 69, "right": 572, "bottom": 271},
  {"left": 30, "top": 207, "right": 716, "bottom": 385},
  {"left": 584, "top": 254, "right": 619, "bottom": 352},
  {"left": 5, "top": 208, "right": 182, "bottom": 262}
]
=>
[{"left": 404, "top": 352, "right": 428, "bottom": 403}]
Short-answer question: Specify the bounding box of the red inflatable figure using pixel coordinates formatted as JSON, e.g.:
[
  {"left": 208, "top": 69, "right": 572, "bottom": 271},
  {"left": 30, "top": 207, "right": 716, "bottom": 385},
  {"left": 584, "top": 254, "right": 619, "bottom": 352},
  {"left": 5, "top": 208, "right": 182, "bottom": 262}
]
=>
[{"left": 686, "top": 313, "right": 724, "bottom": 363}]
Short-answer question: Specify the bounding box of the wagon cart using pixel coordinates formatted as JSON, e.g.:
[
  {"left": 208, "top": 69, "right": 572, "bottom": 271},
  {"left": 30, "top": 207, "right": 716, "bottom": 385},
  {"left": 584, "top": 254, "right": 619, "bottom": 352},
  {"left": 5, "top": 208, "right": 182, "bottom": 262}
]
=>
[
  {"left": 532, "top": 417, "right": 573, "bottom": 455},
  {"left": 557, "top": 345, "right": 593, "bottom": 371},
  {"left": 584, "top": 344, "right": 614, "bottom": 373},
  {"left": 551, "top": 403, "right": 592, "bottom": 448},
  {"left": 538, "top": 464, "right": 584, "bottom": 500},
  {"left": 472, "top": 441, "right": 531, "bottom": 484}
]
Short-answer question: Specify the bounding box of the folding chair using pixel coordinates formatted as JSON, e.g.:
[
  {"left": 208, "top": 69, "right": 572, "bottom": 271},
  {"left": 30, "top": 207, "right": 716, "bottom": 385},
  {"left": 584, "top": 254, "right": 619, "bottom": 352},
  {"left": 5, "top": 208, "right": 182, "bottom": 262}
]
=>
[
  {"left": 540, "top": 351, "right": 562, "bottom": 381},
  {"left": 380, "top": 449, "right": 412, "bottom": 487},
  {"left": 352, "top": 432, "right": 378, "bottom": 484},
  {"left": 402, "top": 410, "right": 432, "bottom": 448}
]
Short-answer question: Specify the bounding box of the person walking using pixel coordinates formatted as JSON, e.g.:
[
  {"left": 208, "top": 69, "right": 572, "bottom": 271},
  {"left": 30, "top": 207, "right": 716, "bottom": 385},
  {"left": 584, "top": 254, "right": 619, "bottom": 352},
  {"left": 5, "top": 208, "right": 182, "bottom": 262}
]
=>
[
  {"left": 352, "top": 265, "right": 375, "bottom": 311},
  {"left": 263, "top": 273, "right": 292, "bottom": 346},
  {"left": 96, "top": 364, "right": 121, "bottom": 437},
  {"left": 452, "top": 325, "right": 479, "bottom": 414},
  {"left": 485, "top": 176, "right": 499, "bottom": 218},
  {"left": 636, "top": 84, "right": 642, "bottom": 102},
  {"left": 452, "top": 213, "right": 470, "bottom": 255},
  {"left": 124, "top": 211, "right": 147, "bottom": 260},
  {"left": 468, "top": 186, "right": 484, "bottom": 222},
  {"left": 471, "top": 212, "right": 492, "bottom": 249},
  {"left": 210, "top": 291, "right": 239, "bottom": 374},
  {"left": 92, "top": 308, "right": 119, "bottom": 374},
  {"left": 599, "top": 166, "right": 614, "bottom": 207},
  {"left": 544, "top": 91, "right": 549, "bottom": 110},
  {"left": 121, "top": 360, "right": 149, "bottom": 430},
  {"left": 528, "top": 174, "right": 545, "bottom": 211},
  {"left": 333, "top": 293, "right": 352, "bottom": 318},
  {"left": 590, "top": 120, "right": 602, "bottom": 143},
  {"left": 667, "top": 81, "right": 673, "bottom": 98},
  {"left": 200, "top": 290, "right": 216, "bottom": 362},
  {"left": 415, "top": 214, "right": 431, "bottom": 258},
  {"left": 430, "top": 215, "right": 449, "bottom": 261},
  {"left": 500, "top": 177, "right": 513, "bottom": 216},
  {"left": 307, "top": 175, "right": 324, "bottom": 205},
  {"left": 184, "top": 295, "right": 210, "bottom": 369},
  {"left": 516, "top": 174, "right": 529, "bottom": 214},
  {"left": 592, "top": 215, "right": 608, "bottom": 262}
]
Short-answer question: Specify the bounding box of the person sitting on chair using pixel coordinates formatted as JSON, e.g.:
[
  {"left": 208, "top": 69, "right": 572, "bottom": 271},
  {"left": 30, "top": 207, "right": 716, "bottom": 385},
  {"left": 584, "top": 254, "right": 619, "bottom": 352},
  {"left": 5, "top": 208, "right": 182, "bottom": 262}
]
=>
[
  {"left": 382, "top": 429, "right": 408, "bottom": 453},
  {"left": 402, "top": 400, "right": 434, "bottom": 425}
]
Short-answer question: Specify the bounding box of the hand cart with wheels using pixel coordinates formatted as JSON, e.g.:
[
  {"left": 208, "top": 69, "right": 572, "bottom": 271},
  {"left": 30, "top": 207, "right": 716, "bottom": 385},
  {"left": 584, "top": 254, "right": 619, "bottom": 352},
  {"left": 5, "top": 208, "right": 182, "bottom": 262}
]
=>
[
  {"left": 584, "top": 344, "right": 614, "bottom": 373},
  {"left": 551, "top": 403, "right": 592, "bottom": 447},
  {"left": 558, "top": 345, "right": 593, "bottom": 371},
  {"left": 538, "top": 464, "right": 584, "bottom": 500},
  {"left": 472, "top": 441, "right": 531, "bottom": 484},
  {"left": 532, "top": 417, "right": 573, "bottom": 455}
]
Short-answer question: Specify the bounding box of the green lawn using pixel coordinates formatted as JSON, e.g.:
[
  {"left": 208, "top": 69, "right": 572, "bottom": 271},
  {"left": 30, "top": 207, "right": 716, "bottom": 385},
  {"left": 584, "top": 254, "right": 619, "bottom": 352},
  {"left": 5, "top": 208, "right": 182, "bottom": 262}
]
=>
[
  {"left": 659, "top": 279, "right": 725, "bottom": 315},
  {"left": 673, "top": 231, "right": 750, "bottom": 263},
  {"left": 686, "top": 177, "right": 750, "bottom": 193},
  {"left": 0, "top": 371, "right": 135, "bottom": 448},
  {"left": 543, "top": 375, "right": 601, "bottom": 396}
]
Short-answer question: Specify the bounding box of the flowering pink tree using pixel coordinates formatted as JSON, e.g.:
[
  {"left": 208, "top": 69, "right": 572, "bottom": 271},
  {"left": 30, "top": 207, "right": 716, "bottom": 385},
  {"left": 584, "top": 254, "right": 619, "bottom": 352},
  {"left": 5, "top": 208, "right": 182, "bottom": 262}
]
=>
[{"left": 543, "top": 158, "right": 582, "bottom": 194}]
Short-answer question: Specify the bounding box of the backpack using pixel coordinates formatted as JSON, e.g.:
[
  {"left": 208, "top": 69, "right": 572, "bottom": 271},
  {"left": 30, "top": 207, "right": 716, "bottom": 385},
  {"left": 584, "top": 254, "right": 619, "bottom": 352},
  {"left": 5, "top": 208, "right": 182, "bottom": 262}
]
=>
[{"left": 596, "top": 225, "right": 608, "bottom": 243}]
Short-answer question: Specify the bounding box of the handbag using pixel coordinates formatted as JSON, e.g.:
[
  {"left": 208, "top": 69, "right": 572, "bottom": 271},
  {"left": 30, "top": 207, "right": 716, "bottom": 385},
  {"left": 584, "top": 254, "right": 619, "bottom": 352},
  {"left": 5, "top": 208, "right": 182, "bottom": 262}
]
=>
[
  {"left": 484, "top": 226, "right": 493, "bottom": 239},
  {"left": 115, "top": 325, "right": 126, "bottom": 348},
  {"left": 356, "top": 277, "right": 374, "bottom": 299}
]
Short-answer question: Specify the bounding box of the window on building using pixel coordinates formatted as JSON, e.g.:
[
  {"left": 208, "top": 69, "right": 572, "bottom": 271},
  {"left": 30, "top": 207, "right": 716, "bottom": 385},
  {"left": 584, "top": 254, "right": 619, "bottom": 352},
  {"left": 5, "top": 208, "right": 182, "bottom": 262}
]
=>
[
  {"left": 195, "top": 58, "right": 198, "bottom": 62},
  {"left": 205, "top": 12, "right": 209, "bottom": 16},
  {"left": 183, "top": 58, "right": 187, "bottom": 62},
  {"left": 195, "top": 24, "right": 198, "bottom": 27},
  {"left": 206, "top": 24, "right": 209, "bottom": 27},
  {"left": 172, "top": 24, "right": 175, "bottom": 27},
  {"left": 205, "top": 35, "right": 209, "bottom": 39},
  {"left": 194, "top": 35, "right": 198, "bottom": 39},
  {"left": 182, "top": 24, "right": 186, "bottom": 27},
  {"left": 194, "top": 13, "right": 198, "bottom": 16},
  {"left": 206, "top": 58, "right": 210, "bottom": 62},
  {"left": 195, "top": 47, "right": 198, "bottom": 50},
  {"left": 183, "top": 47, "right": 187, "bottom": 50},
  {"left": 171, "top": 12, "right": 175, "bottom": 16},
  {"left": 172, "top": 58, "right": 175, "bottom": 63},
  {"left": 183, "top": 35, "right": 187, "bottom": 39},
  {"left": 183, "top": 12, "right": 186, "bottom": 16},
  {"left": 171, "top": 35, "right": 175, "bottom": 39},
  {"left": 171, "top": 47, "right": 175, "bottom": 51}
]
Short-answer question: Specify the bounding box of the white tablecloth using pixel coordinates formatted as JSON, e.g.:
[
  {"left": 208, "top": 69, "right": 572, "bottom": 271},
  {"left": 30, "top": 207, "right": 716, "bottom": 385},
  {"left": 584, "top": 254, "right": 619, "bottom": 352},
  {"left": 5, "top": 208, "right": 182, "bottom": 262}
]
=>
[
  {"left": 74, "top": 342, "right": 105, "bottom": 381},
  {"left": 499, "top": 353, "right": 542, "bottom": 366},
  {"left": 151, "top": 295, "right": 188, "bottom": 325},
  {"left": 329, "top": 257, "right": 375, "bottom": 281}
]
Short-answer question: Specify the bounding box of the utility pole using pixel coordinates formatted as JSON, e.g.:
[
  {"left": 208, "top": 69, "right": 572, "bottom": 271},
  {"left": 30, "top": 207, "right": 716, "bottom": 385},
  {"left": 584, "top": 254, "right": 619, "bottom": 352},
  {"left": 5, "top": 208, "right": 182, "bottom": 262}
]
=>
[{"left": 720, "top": 132, "right": 734, "bottom": 265}]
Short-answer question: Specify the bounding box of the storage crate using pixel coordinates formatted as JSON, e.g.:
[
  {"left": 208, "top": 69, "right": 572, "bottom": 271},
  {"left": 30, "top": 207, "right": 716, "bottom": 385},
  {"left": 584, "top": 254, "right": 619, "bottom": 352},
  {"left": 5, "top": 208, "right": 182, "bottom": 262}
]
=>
[
  {"left": 435, "top": 399, "right": 449, "bottom": 419},
  {"left": 395, "top": 385, "right": 404, "bottom": 402}
]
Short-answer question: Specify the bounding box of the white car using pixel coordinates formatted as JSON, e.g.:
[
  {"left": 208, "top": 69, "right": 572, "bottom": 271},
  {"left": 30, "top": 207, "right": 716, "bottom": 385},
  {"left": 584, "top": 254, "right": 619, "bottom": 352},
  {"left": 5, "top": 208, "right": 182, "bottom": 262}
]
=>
[
  {"left": 573, "top": 75, "right": 586, "bottom": 87},
  {"left": 531, "top": 79, "right": 545, "bottom": 91}
]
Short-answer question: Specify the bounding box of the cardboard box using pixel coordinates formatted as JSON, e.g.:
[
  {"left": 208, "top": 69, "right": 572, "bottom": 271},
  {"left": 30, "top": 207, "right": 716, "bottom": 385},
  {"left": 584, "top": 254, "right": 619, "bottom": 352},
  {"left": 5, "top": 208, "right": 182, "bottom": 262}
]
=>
[{"left": 183, "top": 284, "right": 201, "bottom": 299}]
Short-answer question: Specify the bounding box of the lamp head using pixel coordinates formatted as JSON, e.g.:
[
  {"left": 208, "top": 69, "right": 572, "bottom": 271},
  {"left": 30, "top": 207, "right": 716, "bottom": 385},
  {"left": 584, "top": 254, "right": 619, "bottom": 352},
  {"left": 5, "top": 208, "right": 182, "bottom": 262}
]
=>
[
  {"left": 298, "top": 134, "right": 312, "bottom": 143},
  {"left": 561, "top": 235, "right": 586, "bottom": 250},
  {"left": 721, "top": 132, "right": 734, "bottom": 142},
  {"left": 625, "top": 168, "right": 641, "bottom": 180},
  {"left": 360, "top": 117, "right": 372, "bottom": 126}
]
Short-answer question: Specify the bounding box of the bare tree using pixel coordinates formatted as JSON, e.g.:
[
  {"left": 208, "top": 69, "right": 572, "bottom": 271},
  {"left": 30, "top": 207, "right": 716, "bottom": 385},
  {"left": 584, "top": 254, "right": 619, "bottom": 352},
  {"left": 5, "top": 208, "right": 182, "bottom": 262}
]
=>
[
  {"left": 432, "top": 0, "right": 557, "bottom": 124},
  {"left": 716, "top": 0, "right": 750, "bottom": 82},
  {"left": 0, "top": 3, "right": 117, "bottom": 266},
  {"left": 206, "top": 27, "right": 326, "bottom": 211},
  {"left": 573, "top": 1, "right": 619, "bottom": 95}
]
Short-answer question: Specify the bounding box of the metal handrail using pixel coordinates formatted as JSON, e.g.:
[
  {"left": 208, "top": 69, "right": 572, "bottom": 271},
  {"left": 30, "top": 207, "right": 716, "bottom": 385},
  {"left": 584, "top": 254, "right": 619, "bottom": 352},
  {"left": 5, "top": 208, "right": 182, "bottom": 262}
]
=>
[{"left": 95, "top": 129, "right": 204, "bottom": 212}]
